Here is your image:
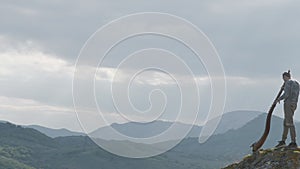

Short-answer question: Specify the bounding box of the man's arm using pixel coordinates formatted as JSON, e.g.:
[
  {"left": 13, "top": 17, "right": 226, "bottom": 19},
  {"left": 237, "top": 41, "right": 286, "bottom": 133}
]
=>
[{"left": 279, "top": 81, "right": 292, "bottom": 101}]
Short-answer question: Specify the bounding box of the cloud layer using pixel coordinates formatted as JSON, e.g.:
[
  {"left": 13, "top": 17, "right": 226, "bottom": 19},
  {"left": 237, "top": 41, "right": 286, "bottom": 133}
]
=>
[{"left": 1, "top": 0, "right": 300, "bottom": 131}]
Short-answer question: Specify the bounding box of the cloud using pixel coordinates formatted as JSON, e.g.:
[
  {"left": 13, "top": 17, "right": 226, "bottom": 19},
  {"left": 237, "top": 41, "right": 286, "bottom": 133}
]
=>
[
  {"left": 208, "top": 0, "right": 292, "bottom": 14},
  {"left": 0, "top": 95, "right": 81, "bottom": 131},
  {"left": 1, "top": 0, "right": 300, "bottom": 131},
  {"left": 0, "top": 35, "right": 74, "bottom": 109},
  {"left": 0, "top": 95, "right": 130, "bottom": 132},
  {"left": 1, "top": 0, "right": 299, "bottom": 77},
  {"left": 0, "top": 96, "right": 72, "bottom": 114},
  {"left": 0, "top": 34, "right": 291, "bottom": 131},
  {"left": 0, "top": 35, "right": 74, "bottom": 78}
]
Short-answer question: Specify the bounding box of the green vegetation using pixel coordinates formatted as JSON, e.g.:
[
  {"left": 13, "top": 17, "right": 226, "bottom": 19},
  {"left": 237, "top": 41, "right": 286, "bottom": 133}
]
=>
[
  {"left": 0, "top": 121, "right": 237, "bottom": 169},
  {"left": 0, "top": 155, "right": 35, "bottom": 169},
  {"left": 0, "top": 144, "right": 35, "bottom": 168}
]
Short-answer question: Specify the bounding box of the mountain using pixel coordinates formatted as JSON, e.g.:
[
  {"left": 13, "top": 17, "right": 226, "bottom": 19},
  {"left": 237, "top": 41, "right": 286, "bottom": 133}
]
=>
[
  {"left": 0, "top": 122, "right": 55, "bottom": 169},
  {"left": 213, "top": 110, "right": 263, "bottom": 134},
  {"left": 26, "top": 125, "right": 85, "bottom": 138},
  {"left": 0, "top": 121, "right": 187, "bottom": 169},
  {"left": 0, "top": 156, "right": 35, "bottom": 169},
  {"left": 0, "top": 111, "right": 292, "bottom": 169},
  {"left": 89, "top": 110, "right": 263, "bottom": 141},
  {"left": 89, "top": 120, "right": 202, "bottom": 142},
  {"left": 168, "top": 113, "right": 300, "bottom": 168},
  {"left": 223, "top": 148, "right": 300, "bottom": 169}
]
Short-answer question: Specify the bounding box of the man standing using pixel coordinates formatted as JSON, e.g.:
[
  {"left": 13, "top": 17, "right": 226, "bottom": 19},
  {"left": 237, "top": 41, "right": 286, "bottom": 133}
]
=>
[{"left": 276, "top": 71, "right": 300, "bottom": 148}]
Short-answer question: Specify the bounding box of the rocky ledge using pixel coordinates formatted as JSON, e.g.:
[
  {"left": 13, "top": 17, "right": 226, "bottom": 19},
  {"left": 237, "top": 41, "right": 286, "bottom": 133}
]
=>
[{"left": 222, "top": 147, "right": 300, "bottom": 169}]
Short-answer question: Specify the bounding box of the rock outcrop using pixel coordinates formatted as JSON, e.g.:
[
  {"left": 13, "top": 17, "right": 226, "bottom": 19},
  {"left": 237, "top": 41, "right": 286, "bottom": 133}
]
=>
[{"left": 222, "top": 147, "right": 300, "bottom": 169}]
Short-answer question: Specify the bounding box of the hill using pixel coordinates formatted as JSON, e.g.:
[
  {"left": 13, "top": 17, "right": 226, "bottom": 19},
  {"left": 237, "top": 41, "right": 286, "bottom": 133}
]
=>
[
  {"left": 223, "top": 147, "right": 300, "bottom": 169},
  {"left": 0, "top": 111, "right": 292, "bottom": 169},
  {"left": 26, "top": 125, "right": 85, "bottom": 138},
  {"left": 90, "top": 110, "right": 263, "bottom": 142}
]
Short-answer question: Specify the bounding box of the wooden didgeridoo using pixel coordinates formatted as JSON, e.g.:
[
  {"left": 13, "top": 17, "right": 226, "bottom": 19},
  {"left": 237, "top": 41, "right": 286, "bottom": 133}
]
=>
[{"left": 251, "top": 82, "right": 285, "bottom": 152}]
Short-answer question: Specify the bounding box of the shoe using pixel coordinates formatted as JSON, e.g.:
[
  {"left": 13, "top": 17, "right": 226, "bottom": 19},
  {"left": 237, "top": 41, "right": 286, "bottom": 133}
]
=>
[
  {"left": 275, "top": 141, "right": 286, "bottom": 148},
  {"left": 288, "top": 142, "right": 298, "bottom": 148}
]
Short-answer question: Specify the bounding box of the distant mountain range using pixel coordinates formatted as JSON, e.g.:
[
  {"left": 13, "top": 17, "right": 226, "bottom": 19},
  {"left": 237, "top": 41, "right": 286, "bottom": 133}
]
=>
[
  {"left": 16, "top": 110, "right": 263, "bottom": 140},
  {"left": 89, "top": 110, "right": 263, "bottom": 142},
  {"left": 25, "top": 125, "right": 85, "bottom": 138},
  {"left": 0, "top": 110, "right": 290, "bottom": 169}
]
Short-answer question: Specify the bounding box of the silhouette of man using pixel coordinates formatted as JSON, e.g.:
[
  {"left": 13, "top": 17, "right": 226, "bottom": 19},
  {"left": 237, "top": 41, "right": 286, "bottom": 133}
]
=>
[{"left": 276, "top": 71, "right": 300, "bottom": 148}]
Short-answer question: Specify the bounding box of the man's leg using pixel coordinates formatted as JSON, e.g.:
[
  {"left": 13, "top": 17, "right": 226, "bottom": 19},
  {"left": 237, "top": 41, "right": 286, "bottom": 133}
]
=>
[
  {"left": 276, "top": 104, "right": 289, "bottom": 147},
  {"left": 290, "top": 126, "right": 296, "bottom": 143},
  {"left": 289, "top": 103, "right": 297, "bottom": 143},
  {"left": 282, "top": 119, "right": 289, "bottom": 142},
  {"left": 282, "top": 103, "right": 290, "bottom": 141},
  {"left": 284, "top": 102, "right": 298, "bottom": 148}
]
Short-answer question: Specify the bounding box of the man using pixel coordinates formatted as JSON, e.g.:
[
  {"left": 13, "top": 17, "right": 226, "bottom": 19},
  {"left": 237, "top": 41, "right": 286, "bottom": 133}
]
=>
[{"left": 276, "top": 71, "right": 300, "bottom": 148}]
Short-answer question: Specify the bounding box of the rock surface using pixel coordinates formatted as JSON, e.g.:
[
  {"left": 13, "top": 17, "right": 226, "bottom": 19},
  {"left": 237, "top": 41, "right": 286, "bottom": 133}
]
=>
[{"left": 222, "top": 147, "right": 300, "bottom": 169}]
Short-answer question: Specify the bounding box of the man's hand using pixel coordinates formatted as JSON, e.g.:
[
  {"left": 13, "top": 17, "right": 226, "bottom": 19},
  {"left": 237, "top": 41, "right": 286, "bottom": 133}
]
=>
[{"left": 276, "top": 99, "right": 281, "bottom": 104}]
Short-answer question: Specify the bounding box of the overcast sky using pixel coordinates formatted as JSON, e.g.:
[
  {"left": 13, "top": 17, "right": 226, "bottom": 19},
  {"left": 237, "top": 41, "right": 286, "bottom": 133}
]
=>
[{"left": 1, "top": 0, "right": 300, "bottom": 132}]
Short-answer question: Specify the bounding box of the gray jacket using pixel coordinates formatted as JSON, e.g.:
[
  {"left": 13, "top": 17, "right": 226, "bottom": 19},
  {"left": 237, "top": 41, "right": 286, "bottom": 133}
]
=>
[{"left": 279, "top": 79, "right": 300, "bottom": 103}]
